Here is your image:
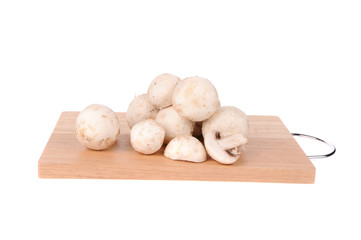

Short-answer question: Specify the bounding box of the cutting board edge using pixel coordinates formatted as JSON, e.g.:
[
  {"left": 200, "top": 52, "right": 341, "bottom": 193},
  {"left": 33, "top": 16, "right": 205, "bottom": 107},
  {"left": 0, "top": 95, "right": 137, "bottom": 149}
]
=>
[{"left": 38, "top": 161, "right": 316, "bottom": 184}]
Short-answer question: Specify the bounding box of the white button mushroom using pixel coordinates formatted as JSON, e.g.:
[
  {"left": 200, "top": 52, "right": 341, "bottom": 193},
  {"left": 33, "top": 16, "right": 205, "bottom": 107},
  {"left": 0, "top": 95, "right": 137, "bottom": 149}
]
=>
[
  {"left": 75, "top": 104, "right": 120, "bottom": 150},
  {"left": 202, "top": 106, "right": 249, "bottom": 164},
  {"left": 130, "top": 119, "right": 165, "bottom": 154},
  {"left": 147, "top": 73, "right": 180, "bottom": 109},
  {"left": 164, "top": 136, "right": 207, "bottom": 163},
  {"left": 172, "top": 76, "right": 221, "bottom": 122},
  {"left": 155, "top": 106, "right": 194, "bottom": 144},
  {"left": 202, "top": 106, "right": 249, "bottom": 138},
  {"left": 126, "top": 94, "right": 159, "bottom": 129}
]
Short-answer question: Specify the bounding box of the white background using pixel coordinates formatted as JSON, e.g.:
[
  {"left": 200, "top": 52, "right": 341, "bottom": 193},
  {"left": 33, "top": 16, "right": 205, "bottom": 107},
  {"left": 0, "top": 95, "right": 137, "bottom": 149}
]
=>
[{"left": 1, "top": 0, "right": 360, "bottom": 239}]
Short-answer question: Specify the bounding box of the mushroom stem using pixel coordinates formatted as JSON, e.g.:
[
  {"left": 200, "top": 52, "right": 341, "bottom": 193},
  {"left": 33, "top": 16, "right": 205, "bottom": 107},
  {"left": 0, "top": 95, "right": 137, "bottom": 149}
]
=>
[
  {"left": 204, "top": 130, "right": 248, "bottom": 164},
  {"left": 217, "top": 133, "right": 248, "bottom": 150}
]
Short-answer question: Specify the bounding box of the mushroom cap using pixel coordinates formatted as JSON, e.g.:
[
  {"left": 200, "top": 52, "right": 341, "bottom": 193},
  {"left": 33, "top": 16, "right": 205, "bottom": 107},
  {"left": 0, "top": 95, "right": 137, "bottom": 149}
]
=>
[
  {"left": 126, "top": 94, "right": 159, "bottom": 128},
  {"left": 75, "top": 104, "right": 120, "bottom": 150},
  {"left": 130, "top": 119, "right": 165, "bottom": 154},
  {"left": 155, "top": 106, "right": 194, "bottom": 144},
  {"left": 147, "top": 73, "right": 180, "bottom": 109},
  {"left": 172, "top": 76, "right": 220, "bottom": 122},
  {"left": 164, "top": 135, "right": 207, "bottom": 163},
  {"left": 202, "top": 106, "right": 249, "bottom": 138}
]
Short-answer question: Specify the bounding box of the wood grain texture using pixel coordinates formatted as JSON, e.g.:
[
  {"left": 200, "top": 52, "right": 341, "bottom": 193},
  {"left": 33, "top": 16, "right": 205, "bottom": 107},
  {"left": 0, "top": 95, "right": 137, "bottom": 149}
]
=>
[{"left": 38, "top": 112, "right": 315, "bottom": 183}]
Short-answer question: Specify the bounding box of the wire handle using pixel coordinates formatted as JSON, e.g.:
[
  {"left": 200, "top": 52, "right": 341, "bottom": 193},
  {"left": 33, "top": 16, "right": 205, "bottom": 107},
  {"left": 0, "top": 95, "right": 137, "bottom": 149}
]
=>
[{"left": 291, "top": 133, "right": 336, "bottom": 159}]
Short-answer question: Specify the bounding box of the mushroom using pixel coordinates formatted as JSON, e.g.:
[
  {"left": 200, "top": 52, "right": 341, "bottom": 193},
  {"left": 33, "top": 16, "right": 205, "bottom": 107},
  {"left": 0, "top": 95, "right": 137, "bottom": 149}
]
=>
[
  {"left": 75, "top": 104, "right": 120, "bottom": 150},
  {"left": 147, "top": 73, "right": 180, "bottom": 109},
  {"left": 155, "top": 106, "right": 194, "bottom": 144},
  {"left": 126, "top": 94, "right": 159, "bottom": 128},
  {"left": 202, "top": 106, "right": 249, "bottom": 164},
  {"left": 164, "top": 136, "right": 207, "bottom": 163},
  {"left": 202, "top": 106, "right": 249, "bottom": 138},
  {"left": 172, "top": 76, "right": 220, "bottom": 122},
  {"left": 130, "top": 119, "right": 165, "bottom": 154}
]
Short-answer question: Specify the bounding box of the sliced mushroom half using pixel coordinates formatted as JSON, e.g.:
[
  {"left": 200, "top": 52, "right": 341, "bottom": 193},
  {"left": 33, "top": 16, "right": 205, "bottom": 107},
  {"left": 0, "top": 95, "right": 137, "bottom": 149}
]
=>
[{"left": 164, "top": 135, "right": 207, "bottom": 163}]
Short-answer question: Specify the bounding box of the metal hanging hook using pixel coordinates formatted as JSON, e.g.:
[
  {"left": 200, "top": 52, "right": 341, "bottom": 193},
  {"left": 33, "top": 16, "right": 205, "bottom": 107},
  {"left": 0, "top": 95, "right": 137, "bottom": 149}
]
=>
[{"left": 291, "top": 133, "right": 336, "bottom": 159}]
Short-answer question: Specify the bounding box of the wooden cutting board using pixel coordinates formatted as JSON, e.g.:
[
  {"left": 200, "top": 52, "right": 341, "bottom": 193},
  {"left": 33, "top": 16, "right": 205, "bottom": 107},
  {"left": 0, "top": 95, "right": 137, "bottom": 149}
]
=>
[{"left": 38, "top": 112, "right": 315, "bottom": 183}]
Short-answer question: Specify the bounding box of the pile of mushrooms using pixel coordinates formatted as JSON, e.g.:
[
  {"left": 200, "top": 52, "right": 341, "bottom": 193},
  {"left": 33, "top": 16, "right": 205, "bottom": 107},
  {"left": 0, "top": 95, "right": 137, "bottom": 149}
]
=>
[
  {"left": 74, "top": 73, "right": 248, "bottom": 164},
  {"left": 127, "top": 73, "right": 249, "bottom": 164}
]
